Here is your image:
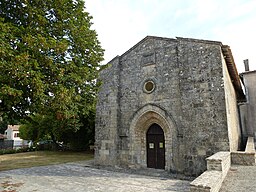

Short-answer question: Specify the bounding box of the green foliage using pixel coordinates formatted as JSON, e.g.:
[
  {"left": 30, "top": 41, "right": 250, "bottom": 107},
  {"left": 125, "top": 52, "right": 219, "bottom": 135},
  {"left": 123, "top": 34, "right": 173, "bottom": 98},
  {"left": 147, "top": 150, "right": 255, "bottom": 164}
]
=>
[
  {"left": 63, "top": 108, "right": 96, "bottom": 150},
  {"left": 20, "top": 112, "right": 81, "bottom": 143},
  {"left": 0, "top": 149, "right": 16, "bottom": 155},
  {"left": 0, "top": 0, "right": 104, "bottom": 149},
  {"left": 0, "top": 114, "right": 8, "bottom": 133},
  {"left": 19, "top": 107, "right": 95, "bottom": 150},
  {"left": 0, "top": 147, "right": 29, "bottom": 155},
  {"left": 0, "top": 114, "right": 19, "bottom": 134}
]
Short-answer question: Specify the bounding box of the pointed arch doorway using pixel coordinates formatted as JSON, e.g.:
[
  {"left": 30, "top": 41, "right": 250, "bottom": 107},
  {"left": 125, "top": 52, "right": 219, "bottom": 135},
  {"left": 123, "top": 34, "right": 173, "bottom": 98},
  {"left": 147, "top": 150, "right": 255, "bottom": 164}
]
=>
[{"left": 146, "top": 123, "right": 165, "bottom": 169}]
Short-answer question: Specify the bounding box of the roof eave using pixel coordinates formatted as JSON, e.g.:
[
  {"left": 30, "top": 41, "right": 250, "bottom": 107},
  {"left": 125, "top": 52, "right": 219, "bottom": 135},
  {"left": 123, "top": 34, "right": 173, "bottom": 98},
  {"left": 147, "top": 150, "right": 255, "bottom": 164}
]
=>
[{"left": 221, "top": 45, "right": 246, "bottom": 102}]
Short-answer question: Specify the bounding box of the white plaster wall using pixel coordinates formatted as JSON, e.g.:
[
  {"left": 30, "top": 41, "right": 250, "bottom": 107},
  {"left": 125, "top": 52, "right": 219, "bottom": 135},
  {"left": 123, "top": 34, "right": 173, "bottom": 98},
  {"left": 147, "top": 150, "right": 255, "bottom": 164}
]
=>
[
  {"left": 222, "top": 53, "right": 241, "bottom": 151},
  {"left": 241, "top": 71, "right": 256, "bottom": 137},
  {"left": 5, "top": 128, "right": 13, "bottom": 140}
]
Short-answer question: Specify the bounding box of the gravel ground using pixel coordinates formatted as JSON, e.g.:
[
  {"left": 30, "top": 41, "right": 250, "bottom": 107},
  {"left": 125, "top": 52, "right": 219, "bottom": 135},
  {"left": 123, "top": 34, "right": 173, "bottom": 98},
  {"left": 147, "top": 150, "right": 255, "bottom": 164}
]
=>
[
  {"left": 220, "top": 165, "right": 256, "bottom": 192},
  {"left": 0, "top": 161, "right": 190, "bottom": 192}
]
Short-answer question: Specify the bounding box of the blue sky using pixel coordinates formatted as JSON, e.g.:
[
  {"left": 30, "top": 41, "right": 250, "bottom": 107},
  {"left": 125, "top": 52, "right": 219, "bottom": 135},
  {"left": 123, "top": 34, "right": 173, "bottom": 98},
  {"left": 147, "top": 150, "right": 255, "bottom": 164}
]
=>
[{"left": 86, "top": 0, "right": 256, "bottom": 73}]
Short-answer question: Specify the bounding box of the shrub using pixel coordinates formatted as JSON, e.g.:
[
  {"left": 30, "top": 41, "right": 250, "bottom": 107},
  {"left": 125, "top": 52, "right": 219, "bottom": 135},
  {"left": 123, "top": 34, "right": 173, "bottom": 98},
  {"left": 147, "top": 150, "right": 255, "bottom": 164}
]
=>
[
  {"left": 0, "top": 148, "right": 16, "bottom": 155},
  {"left": 0, "top": 147, "right": 30, "bottom": 155}
]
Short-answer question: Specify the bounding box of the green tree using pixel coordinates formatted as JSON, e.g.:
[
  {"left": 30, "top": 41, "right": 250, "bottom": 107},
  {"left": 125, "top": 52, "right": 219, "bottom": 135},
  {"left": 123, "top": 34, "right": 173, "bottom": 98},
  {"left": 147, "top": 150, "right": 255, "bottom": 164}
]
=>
[
  {"left": 62, "top": 107, "right": 96, "bottom": 150},
  {"left": 0, "top": 0, "right": 104, "bottom": 145},
  {"left": 0, "top": 114, "right": 8, "bottom": 134}
]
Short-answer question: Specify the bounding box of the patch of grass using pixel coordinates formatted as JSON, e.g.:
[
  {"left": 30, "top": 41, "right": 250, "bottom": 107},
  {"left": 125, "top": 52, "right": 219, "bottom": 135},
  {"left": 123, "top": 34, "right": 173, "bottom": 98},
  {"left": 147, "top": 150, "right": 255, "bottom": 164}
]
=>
[{"left": 0, "top": 151, "right": 94, "bottom": 171}]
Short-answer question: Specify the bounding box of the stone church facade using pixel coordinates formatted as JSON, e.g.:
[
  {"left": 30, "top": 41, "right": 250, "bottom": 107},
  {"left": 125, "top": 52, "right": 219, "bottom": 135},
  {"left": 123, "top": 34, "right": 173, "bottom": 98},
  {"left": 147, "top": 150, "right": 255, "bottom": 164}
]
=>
[{"left": 95, "top": 36, "right": 246, "bottom": 176}]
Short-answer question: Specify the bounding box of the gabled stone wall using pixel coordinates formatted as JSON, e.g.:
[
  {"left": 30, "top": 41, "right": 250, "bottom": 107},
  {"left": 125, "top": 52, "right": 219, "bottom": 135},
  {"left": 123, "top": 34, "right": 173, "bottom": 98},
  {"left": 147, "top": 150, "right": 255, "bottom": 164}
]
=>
[
  {"left": 176, "top": 38, "right": 231, "bottom": 175},
  {"left": 94, "top": 57, "right": 120, "bottom": 165},
  {"left": 95, "top": 36, "right": 241, "bottom": 176}
]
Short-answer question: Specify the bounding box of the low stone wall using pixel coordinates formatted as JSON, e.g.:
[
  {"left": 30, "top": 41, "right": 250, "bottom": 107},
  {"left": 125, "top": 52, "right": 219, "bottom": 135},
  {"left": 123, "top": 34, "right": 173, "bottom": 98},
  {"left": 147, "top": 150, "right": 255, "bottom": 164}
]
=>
[
  {"left": 190, "top": 152, "right": 230, "bottom": 192},
  {"left": 231, "top": 152, "right": 255, "bottom": 166},
  {"left": 190, "top": 137, "right": 256, "bottom": 192},
  {"left": 231, "top": 137, "right": 255, "bottom": 166},
  {"left": 206, "top": 152, "right": 231, "bottom": 179},
  {"left": 190, "top": 171, "right": 222, "bottom": 192}
]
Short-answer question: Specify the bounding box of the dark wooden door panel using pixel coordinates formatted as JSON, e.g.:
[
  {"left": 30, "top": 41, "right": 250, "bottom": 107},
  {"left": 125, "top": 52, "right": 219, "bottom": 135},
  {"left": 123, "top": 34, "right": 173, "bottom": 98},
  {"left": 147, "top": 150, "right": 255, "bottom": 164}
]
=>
[
  {"left": 146, "top": 124, "right": 165, "bottom": 169},
  {"left": 147, "top": 137, "right": 156, "bottom": 168}
]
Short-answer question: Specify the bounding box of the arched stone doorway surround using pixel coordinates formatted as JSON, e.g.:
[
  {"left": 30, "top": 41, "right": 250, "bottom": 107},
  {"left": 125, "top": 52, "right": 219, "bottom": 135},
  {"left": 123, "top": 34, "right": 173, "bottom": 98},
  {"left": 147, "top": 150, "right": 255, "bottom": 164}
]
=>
[{"left": 129, "top": 104, "right": 177, "bottom": 171}]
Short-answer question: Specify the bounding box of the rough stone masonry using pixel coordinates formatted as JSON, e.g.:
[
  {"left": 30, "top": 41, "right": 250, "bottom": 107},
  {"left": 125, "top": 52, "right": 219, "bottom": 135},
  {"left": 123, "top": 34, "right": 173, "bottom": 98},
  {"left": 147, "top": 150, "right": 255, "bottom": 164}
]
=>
[{"left": 95, "top": 36, "right": 245, "bottom": 176}]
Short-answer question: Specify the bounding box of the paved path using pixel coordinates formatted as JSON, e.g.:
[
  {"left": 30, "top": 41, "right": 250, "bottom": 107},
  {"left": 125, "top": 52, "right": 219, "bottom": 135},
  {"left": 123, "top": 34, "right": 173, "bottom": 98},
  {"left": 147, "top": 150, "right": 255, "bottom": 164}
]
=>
[
  {"left": 0, "top": 161, "right": 190, "bottom": 192},
  {"left": 220, "top": 165, "right": 256, "bottom": 192}
]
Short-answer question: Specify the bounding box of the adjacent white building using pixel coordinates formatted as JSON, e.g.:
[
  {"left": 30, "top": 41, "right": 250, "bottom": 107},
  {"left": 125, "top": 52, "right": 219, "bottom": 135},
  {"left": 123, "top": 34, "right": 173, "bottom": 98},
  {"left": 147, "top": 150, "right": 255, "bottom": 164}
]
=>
[{"left": 4, "top": 125, "right": 28, "bottom": 148}]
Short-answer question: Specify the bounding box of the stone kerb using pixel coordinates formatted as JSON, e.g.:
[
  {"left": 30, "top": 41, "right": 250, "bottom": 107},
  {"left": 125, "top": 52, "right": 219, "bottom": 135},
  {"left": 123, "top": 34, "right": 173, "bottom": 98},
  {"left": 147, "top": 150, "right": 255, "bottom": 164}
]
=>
[
  {"left": 190, "top": 171, "right": 223, "bottom": 192},
  {"left": 190, "top": 152, "right": 230, "bottom": 192},
  {"left": 231, "top": 136, "right": 255, "bottom": 166}
]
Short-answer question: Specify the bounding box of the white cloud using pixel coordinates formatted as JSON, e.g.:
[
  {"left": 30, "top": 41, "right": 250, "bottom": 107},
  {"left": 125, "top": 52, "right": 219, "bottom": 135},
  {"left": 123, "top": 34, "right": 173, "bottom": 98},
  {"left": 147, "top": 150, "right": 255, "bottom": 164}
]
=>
[
  {"left": 86, "top": 0, "right": 256, "bottom": 72},
  {"left": 209, "top": 0, "right": 256, "bottom": 72},
  {"left": 86, "top": 0, "right": 151, "bottom": 62}
]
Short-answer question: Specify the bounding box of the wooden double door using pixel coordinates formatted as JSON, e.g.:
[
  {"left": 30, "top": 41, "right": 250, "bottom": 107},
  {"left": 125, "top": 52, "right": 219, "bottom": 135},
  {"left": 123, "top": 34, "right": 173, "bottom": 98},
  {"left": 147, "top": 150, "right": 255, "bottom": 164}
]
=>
[{"left": 146, "top": 123, "right": 165, "bottom": 169}]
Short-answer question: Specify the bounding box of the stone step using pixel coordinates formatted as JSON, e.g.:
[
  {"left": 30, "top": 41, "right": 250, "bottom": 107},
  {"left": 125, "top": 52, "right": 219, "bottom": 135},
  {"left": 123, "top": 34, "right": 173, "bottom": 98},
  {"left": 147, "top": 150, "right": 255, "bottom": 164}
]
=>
[{"left": 190, "top": 170, "right": 223, "bottom": 192}]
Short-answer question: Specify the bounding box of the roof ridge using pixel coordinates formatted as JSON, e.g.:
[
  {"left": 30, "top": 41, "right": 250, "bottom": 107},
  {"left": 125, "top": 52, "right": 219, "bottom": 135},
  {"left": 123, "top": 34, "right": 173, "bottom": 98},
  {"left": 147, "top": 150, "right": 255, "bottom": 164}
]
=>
[
  {"left": 109, "top": 36, "right": 223, "bottom": 62},
  {"left": 176, "top": 37, "right": 222, "bottom": 45},
  {"left": 119, "top": 36, "right": 177, "bottom": 59}
]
